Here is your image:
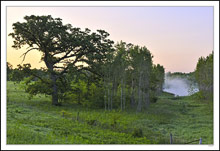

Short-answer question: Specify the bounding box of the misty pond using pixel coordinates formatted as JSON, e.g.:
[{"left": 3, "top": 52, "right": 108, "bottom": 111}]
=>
[{"left": 163, "top": 75, "right": 199, "bottom": 97}]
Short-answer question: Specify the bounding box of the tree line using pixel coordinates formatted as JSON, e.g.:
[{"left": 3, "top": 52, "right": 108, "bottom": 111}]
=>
[
  {"left": 165, "top": 52, "right": 213, "bottom": 101},
  {"left": 195, "top": 52, "right": 213, "bottom": 100},
  {"left": 8, "top": 15, "right": 165, "bottom": 111}
]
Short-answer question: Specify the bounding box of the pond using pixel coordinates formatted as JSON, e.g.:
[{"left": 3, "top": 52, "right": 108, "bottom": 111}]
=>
[{"left": 163, "top": 76, "right": 199, "bottom": 96}]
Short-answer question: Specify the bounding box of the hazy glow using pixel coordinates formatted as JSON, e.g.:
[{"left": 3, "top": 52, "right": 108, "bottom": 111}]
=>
[
  {"left": 7, "top": 7, "right": 213, "bottom": 72},
  {"left": 163, "top": 75, "right": 199, "bottom": 96}
]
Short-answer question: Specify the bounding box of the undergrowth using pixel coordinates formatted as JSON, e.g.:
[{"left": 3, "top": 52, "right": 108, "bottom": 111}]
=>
[{"left": 6, "top": 81, "right": 213, "bottom": 144}]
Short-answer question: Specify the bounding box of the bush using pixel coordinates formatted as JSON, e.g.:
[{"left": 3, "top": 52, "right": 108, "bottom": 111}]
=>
[
  {"left": 60, "top": 110, "right": 72, "bottom": 118},
  {"left": 195, "top": 52, "right": 213, "bottom": 100},
  {"left": 150, "top": 96, "right": 158, "bottom": 103},
  {"left": 132, "top": 128, "right": 143, "bottom": 137},
  {"left": 87, "top": 119, "right": 97, "bottom": 126}
]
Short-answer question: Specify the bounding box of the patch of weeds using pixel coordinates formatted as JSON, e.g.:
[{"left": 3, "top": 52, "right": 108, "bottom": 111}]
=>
[
  {"left": 109, "top": 111, "right": 121, "bottom": 129},
  {"left": 87, "top": 119, "right": 97, "bottom": 126},
  {"left": 132, "top": 128, "right": 143, "bottom": 137},
  {"left": 179, "top": 102, "right": 188, "bottom": 114},
  {"left": 60, "top": 110, "right": 72, "bottom": 118}
]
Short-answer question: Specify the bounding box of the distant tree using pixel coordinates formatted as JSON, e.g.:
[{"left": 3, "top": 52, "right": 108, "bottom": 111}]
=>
[
  {"left": 150, "top": 64, "right": 165, "bottom": 103},
  {"left": 114, "top": 41, "right": 129, "bottom": 110},
  {"left": 7, "top": 62, "right": 13, "bottom": 81},
  {"left": 152, "top": 64, "right": 165, "bottom": 95},
  {"left": 9, "top": 63, "right": 31, "bottom": 82},
  {"left": 127, "top": 45, "right": 153, "bottom": 112},
  {"left": 9, "top": 15, "right": 114, "bottom": 105},
  {"left": 195, "top": 52, "right": 213, "bottom": 100}
]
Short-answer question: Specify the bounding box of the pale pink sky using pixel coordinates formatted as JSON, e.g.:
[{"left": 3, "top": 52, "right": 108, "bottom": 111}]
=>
[{"left": 7, "top": 7, "right": 213, "bottom": 73}]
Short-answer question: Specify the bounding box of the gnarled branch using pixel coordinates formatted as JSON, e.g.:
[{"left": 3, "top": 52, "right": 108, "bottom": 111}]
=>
[{"left": 20, "top": 47, "right": 39, "bottom": 63}]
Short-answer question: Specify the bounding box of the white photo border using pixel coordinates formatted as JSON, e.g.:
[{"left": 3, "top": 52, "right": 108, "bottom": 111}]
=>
[{"left": 1, "top": 1, "right": 219, "bottom": 150}]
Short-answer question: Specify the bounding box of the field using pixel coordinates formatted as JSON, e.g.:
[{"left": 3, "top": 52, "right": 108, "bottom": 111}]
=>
[{"left": 7, "top": 81, "right": 213, "bottom": 144}]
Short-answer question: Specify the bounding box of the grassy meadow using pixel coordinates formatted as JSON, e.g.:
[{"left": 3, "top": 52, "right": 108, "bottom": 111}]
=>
[{"left": 7, "top": 81, "right": 213, "bottom": 144}]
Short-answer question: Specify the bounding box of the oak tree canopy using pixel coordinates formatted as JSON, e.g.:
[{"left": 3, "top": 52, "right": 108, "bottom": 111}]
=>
[{"left": 9, "top": 15, "right": 114, "bottom": 105}]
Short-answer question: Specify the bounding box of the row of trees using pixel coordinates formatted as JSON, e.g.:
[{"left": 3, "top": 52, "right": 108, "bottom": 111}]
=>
[
  {"left": 8, "top": 15, "right": 165, "bottom": 111},
  {"left": 99, "top": 42, "right": 164, "bottom": 111},
  {"left": 195, "top": 52, "right": 213, "bottom": 100},
  {"left": 7, "top": 62, "right": 48, "bottom": 82}
]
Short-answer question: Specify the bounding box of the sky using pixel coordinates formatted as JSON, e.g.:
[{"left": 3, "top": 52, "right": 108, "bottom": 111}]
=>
[{"left": 7, "top": 6, "right": 214, "bottom": 73}]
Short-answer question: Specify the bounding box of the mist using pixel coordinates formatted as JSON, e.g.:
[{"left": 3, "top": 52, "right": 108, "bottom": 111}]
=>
[{"left": 163, "top": 74, "right": 199, "bottom": 96}]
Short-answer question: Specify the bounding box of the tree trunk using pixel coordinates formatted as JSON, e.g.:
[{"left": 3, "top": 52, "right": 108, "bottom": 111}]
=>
[
  {"left": 108, "top": 83, "right": 110, "bottom": 110},
  {"left": 45, "top": 58, "right": 59, "bottom": 106},
  {"left": 51, "top": 73, "right": 59, "bottom": 105},
  {"left": 130, "top": 79, "right": 135, "bottom": 108},
  {"left": 110, "top": 76, "right": 116, "bottom": 110},
  {"left": 104, "top": 79, "right": 107, "bottom": 110},
  {"left": 145, "top": 91, "right": 150, "bottom": 109},
  {"left": 137, "top": 72, "right": 142, "bottom": 112},
  {"left": 145, "top": 77, "right": 150, "bottom": 109},
  {"left": 123, "top": 74, "right": 126, "bottom": 110},
  {"left": 121, "top": 78, "right": 123, "bottom": 111},
  {"left": 110, "top": 81, "right": 114, "bottom": 110},
  {"left": 108, "top": 68, "right": 111, "bottom": 110}
]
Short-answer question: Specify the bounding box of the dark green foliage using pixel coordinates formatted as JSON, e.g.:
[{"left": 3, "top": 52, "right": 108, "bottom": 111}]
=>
[
  {"left": 148, "top": 64, "right": 165, "bottom": 103},
  {"left": 132, "top": 128, "right": 143, "bottom": 137},
  {"left": 9, "top": 69, "right": 24, "bottom": 82},
  {"left": 8, "top": 63, "right": 32, "bottom": 82},
  {"left": 7, "top": 62, "right": 13, "bottom": 80},
  {"left": 195, "top": 52, "right": 213, "bottom": 100},
  {"left": 87, "top": 119, "right": 97, "bottom": 126},
  {"left": 9, "top": 15, "right": 166, "bottom": 109},
  {"left": 101, "top": 41, "right": 165, "bottom": 111},
  {"left": 9, "top": 15, "right": 114, "bottom": 105},
  {"left": 56, "top": 41, "right": 165, "bottom": 111},
  {"left": 151, "top": 64, "right": 165, "bottom": 95},
  {"left": 150, "top": 95, "right": 158, "bottom": 103}
]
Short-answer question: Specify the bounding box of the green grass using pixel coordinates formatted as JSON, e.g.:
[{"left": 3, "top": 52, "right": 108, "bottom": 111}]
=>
[{"left": 6, "top": 81, "right": 213, "bottom": 144}]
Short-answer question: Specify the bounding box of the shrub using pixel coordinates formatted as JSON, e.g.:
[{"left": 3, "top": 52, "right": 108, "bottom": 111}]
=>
[
  {"left": 150, "top": 96, "right": 158, "bottom": 103},
  {"left": 132, "top": 128, "right": 143, "bottom": 137},
  {"left": 87, "top": 119, "right": 97, "bottom": 126}
]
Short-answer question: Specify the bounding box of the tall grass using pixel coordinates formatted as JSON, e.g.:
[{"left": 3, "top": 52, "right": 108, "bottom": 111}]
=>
[{"left": 7, "top": 81, "right": 213, "bottom": 144}]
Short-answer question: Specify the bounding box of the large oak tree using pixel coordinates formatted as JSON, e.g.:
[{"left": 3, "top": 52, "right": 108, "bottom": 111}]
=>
[{"left": 9, "top": 15, "right": 114, "bottom": 105}]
